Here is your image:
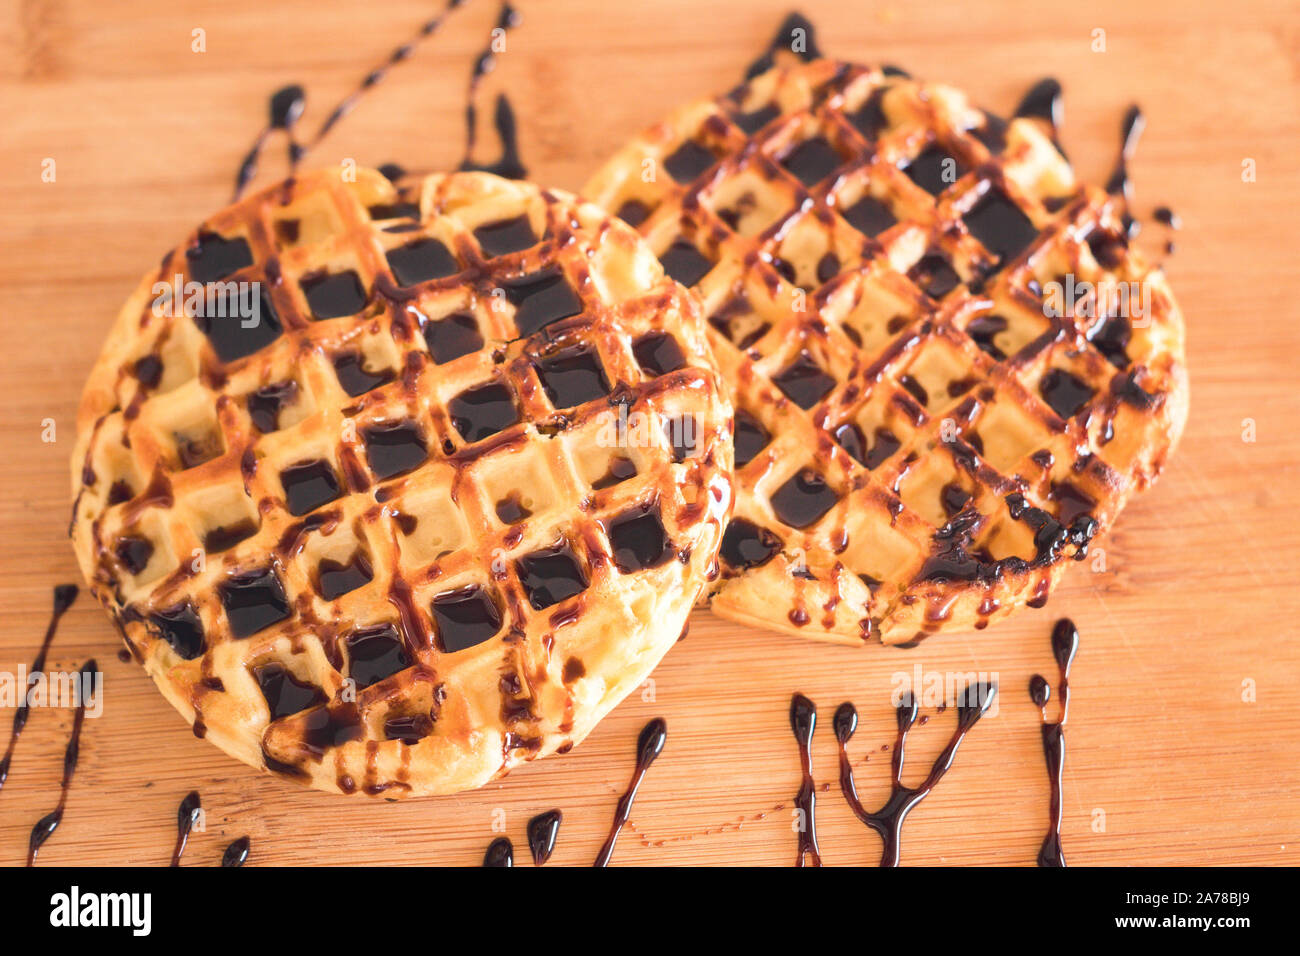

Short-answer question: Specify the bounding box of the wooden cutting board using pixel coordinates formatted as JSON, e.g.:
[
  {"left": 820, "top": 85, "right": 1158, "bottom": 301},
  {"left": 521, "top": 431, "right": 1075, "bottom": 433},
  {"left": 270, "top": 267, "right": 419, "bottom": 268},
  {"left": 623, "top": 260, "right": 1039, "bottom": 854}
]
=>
[{"left": 1, "top": 0, "right": 1297, "bottom": 867}]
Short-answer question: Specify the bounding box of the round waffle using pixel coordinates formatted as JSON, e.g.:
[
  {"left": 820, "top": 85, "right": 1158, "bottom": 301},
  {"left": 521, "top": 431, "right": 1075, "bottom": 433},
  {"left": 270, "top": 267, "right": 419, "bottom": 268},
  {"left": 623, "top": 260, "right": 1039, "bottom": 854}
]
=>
[
  {"left": 69, "top": 169, "right": 733, "bottom": 796},
  {"left": 585, "top": 60, "right": 1188, "bottom": 645}
]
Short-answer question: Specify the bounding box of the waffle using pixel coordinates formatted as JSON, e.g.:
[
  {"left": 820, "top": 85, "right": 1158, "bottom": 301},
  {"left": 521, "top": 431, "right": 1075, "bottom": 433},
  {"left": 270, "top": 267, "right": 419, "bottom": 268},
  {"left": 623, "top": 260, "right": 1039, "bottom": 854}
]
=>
[
  {"left": 69, "top": 169, "right": 733, "bottom": 796},
  {"left": 585, "top": 60, "right": 1188, "bottom": 645}
]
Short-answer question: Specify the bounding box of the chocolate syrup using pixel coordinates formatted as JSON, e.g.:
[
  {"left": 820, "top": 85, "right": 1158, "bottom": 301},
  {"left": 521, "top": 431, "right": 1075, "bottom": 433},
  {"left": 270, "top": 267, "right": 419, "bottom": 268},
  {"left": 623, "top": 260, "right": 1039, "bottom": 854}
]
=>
[
  {"left": 501, "top": 268, "right": 583, "bottom": 335},
  {"left": 171, "top": 790, "right": 202, "bottom": 866},
  {"left": 789, "top": 693, "right": 822, "bottom": 866},
  {"left": 527, "top": 809, "right": 562, "bottom": 865},
  {"left": 0, "top": 584, "right": 78, "bottom": 794},
  {"left": 770, "top": 469, "right": 838, "bottom": 529},
  {"left": 482, "top": 836, "right": 514, "bottom": 867},
  {"left": 606, "top": 506, "right": 673, "bottom": 573},
  {"left": 1032, "top": 618, "right": 1079, "bottom": 867},
  {"left": 1105, "top": 104, "right": 1145, "bottom": 237},
  {"left": 317, "top": 0, "right": 467, "bottom": 145},
  {"left": 458, "top": 4, "right": 527, "bottom": 179},
  {"left": 233, "top": 86, "right": 306, "bottom": 200},
  {"left": 734, "top": 410, "right": 772, "bottom": 467},
  {"left": 222, "top": 836, "right": 252, "bottom": 867},
  {"left": 593, "top": 717, "right": 667, "bottom": 866},
  {"left": 833, "top": 682, "right": 997, "bottom": 866},
  {"left": 659, "top": 239, "right": 715, "bottom": 287},
  {"left": 26, "top": 659, "right": 97, "bottom": 866},
  {"left": 537, "top": 345, "right": 611, "bottom": 408},
  {"left": 1013, "top": 77, "right": 1063, "bottom": 131},
  {"left": 431, "top": 584, "right": 502, "bottom": 652},
  {"left": 665, "top": 139, "right": 718, "bottom": 183},
  {"left": 233, "top": 0, "right": 471, "bottom": 200},
  {"left": 516, "top": 542, "right": 588, "bottom": 610},
  {"left": 918, "top": 492, "right": 1095, "bottom": 592},
  {"left": 905, "top": 144, "right": 968, "bottom": 198},
  {"left": 771, "top": 351, "right": 835, "bottom": 410},
  {"left": 743, "top": 12, "right": 822, "bottom": 80}
]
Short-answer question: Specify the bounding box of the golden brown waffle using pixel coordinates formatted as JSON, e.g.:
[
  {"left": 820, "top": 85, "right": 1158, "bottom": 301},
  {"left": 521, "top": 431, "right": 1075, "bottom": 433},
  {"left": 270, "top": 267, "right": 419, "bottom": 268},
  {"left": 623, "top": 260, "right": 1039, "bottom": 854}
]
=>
[
  {"left": 69, "top": 169, "right": 733, "bottom": 796},
  {"left": 585, "top": 60, "right": 1188, "bottom": 645}
]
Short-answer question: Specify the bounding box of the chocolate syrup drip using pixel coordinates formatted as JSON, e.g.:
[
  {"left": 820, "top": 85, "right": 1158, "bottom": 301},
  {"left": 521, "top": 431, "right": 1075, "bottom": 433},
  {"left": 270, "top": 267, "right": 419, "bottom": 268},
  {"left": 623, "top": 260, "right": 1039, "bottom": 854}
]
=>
[
  {"left": 834, "top": 682, "right": 997, "bottom": 866},
  {"left": 458, "top": 4, "right": 527, "bottom": 179},
  {"left": 527, "top": 809, "right": 562, "bottom": 865},
  {"left": 233, "top": 86, "right": 307, "bottom": 201},
  {"left": 1013, "top": 77, "right": 1063, "bottom": 130},
  {"left": 1032, "top": 618, "right": 1079, "bottom": 867},
  {"left": 458, "top": 94, "right": 527, "bottom": 180},
  {"left": 918, "top": 497, "right": 1095, "bottom": 593},
  {"left": 1153, "top": 203, "right": 1180, "bottom": 254},
  {"left": 789, "top": 693, "right": 822, "bottom": 866},
  {"left": 170, "top": 790, "right": 202, "bottom": 866},
  {"left": 232, "top": 0, "right": 470, "bottom": 200},
  {"left": 593, "top": 717, "right": 667, "bottom": 867},
  {"left": 744, "top": 12, "right": 822, "bottom": 80},
  {"left": 222, "top": 836, "right": 251, "bottom": 867},
  {"left": 26, "top": 659, "right": 97, "bottom": 866},
  {"left": 483, "top": 836, "right": 514, "bottom": 867},
  {"left": 1, "top": 584, "right": 79, "bottom": 794},
  {"left": 1153, "top": 206, "right": 1180, "bottom": 229},
  {"left": 1013, "top": 76, "right": 1067, "bottom": 158}
]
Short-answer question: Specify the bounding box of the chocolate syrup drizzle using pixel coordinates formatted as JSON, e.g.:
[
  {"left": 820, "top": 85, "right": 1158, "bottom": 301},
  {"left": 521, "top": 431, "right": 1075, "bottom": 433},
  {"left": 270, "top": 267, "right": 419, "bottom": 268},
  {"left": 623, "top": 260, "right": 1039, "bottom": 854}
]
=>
[
  {"left": 789, "top": 693, "right": 822, "bottom": 866},
  {"left": 527, "top": 808, "right": 562, "bottom": 865},
  {"left": 1013, "top": 75, "right": 1171, "bottom": 249},
  {"left": 1105, "top": 105, "right": 1146, "bottom": 238},
  {"left": 1031, "top": 618, "right": 1079, "bottom": 867},
  {"left": 0, "top": 584, "right": 78, "bottom": 794},
  {"left": 171, "top": 790, "right": 202, "bottom": 866},
  {"left": 593, "top": 717, "right": 667, "bottom": 866},
  {"left": 832, "top": 682, "right": 997, "bottom": 866},
  {"left": 232, "top": 0, "right": 473, "bottom": 200},
  {"left": 458, "top": 4, "right": 527, "bottom": 179},
  {"left": 1105, "top": 105, "right": 1145, "bottom": 201},
  {"left": 742, "top": 13, "right": 1169, "bottom": 259},
  {"left": 26, "top": 659, "right": 98, "bottom": 866}
]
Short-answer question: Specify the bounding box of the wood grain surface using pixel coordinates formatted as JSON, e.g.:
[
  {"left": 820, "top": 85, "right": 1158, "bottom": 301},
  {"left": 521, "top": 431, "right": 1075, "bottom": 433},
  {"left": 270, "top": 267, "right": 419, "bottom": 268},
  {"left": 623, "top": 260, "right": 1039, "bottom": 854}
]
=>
[{"left": 0, "top": 0, "right": 1297, "bottom": 867}]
